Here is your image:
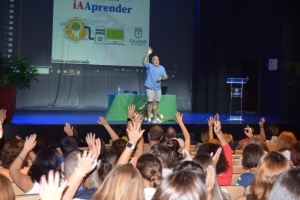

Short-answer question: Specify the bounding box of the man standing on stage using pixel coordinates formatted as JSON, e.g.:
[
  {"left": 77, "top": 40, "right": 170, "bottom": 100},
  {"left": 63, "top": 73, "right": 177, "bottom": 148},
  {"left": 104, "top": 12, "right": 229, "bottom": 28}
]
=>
[{"left": 142, "top": 47, "right": 168, "bottom": 123}]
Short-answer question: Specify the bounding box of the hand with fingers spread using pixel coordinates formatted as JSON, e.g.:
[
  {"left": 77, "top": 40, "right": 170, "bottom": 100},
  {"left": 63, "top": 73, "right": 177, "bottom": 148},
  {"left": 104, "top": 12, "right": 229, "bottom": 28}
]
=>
[
  {"left": 133, "top": 112, "right": 144, "bottom": 124},
  {"left": 127, "top": 121, "right": 145, "bottom": 145},
  {"left": 175, "top": 112, "right": 184, "bottom": 124},
  {"left": 128, "top": 104, "right": 136, "bottom": 119},
  {"left": 244, "top": 125, "right": 253, "bottom": 138},
  {"left": 39, "top": 170, "right": 68, "bottom": 200},
  {"left": 64, "top": 122, "right": 74, "bottom": 136},
  {"left": 91, "top": 138, "right": 101, "bottom": 159},
  {"left": 214, "top": 113, "right": 220, "bottom": 122},
  {"left": 210, "top": 147, "right": 222, "bottom": 166},
  {"left": 85, "top": 132, "right": 96, "bottom": 151},
  {"left": 207, "top": 116, "right": 214, "bottom": 128},
  {"left": 23, "top": 134, "right": 37, "bottom": 153},
  {"left": 77, "top": 151, "right": 98, "bottom": 176}
]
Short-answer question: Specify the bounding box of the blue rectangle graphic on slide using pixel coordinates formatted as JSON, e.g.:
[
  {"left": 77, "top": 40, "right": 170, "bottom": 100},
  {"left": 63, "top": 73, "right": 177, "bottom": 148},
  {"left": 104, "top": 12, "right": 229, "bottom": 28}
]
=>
[{"left": 52, "top": 0, "right": 150, "bottom": 66}]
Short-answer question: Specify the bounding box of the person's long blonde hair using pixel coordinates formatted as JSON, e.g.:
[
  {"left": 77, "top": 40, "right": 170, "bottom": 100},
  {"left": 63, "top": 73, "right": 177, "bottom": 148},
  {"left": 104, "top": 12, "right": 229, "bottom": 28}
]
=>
[
  {"left": 0, "top": 174, "right": 14, "bottom": 200},
  {"left": 249, "top": 151, "right": 290, "bottom": 200},
  {"left": 92, "top": 163, "right": 145, "bottom": 200}
]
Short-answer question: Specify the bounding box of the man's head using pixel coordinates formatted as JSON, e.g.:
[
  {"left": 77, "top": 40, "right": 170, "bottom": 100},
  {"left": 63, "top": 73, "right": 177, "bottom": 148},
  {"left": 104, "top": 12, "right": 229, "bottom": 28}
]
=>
[
  {"left": 152, "top": 55, "right": 159, "bottom": 66},
  {"left": 60, "top": 137, "right": 78, "bottom": 157},
  {"left": 166, "top": 127, "right": 176, "bottom": 141},
  {"left": 148, "top": 125, "right": 163, "bottom": 143},
  {"left": 63, "top": 149, "right": 82, "bottom": 179}
]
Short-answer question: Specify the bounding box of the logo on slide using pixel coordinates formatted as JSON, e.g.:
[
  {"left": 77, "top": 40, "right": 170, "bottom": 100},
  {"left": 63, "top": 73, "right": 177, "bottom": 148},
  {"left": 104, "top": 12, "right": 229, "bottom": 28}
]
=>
[
  {"left": 64, "top": 18, "right": 87, "bottom": 42},
  {"left": 135, "top": 26, "right": 142, "bottom": 38}
]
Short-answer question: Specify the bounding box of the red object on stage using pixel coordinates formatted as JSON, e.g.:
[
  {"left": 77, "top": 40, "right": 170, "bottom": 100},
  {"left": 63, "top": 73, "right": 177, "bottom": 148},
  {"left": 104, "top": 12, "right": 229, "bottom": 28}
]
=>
[{"left": 0, "top": 86, "right": 17, "bottom": 123}]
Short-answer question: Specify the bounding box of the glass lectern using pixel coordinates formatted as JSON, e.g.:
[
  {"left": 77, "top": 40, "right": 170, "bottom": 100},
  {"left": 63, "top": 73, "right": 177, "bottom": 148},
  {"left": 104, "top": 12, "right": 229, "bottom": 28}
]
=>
[{"left": 227, "top": 78, "right": 249, "bottom": 121}]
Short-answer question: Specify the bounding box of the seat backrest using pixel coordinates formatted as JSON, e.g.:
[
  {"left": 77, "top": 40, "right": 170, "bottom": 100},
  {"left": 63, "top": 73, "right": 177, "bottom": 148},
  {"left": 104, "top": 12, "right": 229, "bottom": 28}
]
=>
[
  {"left": 221, "top": 185, "right": 245, "bottom": 200},
  {"left": 267, "top": 143, "right": 278, "bottom": 151},
  {"left": 231, "top": 173, "right": 241, "bottom": 185},
  {"left": 15, "top": 194, "right": 40, "bottom": 200},
  {"left": 245, "top": 185, "right": 251, "bottom": 195},
  {"left": 242, "top": 142, "right": 248, "bottom": 150},
  {"left": 233, "top": 165, "right": 244, "bottom": 174},
  {"left": 12, "top": 183, "right": 25, "bottom": 196},
  {"left": 235, "top": 150, "right": 243, "bottom": 155}
]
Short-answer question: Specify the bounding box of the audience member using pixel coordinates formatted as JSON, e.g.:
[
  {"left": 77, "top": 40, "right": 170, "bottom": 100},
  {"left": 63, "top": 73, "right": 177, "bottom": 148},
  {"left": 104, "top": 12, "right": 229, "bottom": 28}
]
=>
[
  {"left": 136, "top": 154, "right": 163, "bottom": 200},
  {"left": 0, "top": 139, "right": 30, "bottom": 181},
  {"left": 0, "top": 173, "right": 14, "bottom": 200},
  {"left": 193, "top": 154, "right": 230, "bottom": 200},
  {"left": 268, "top": 168, "right": 300, "bottom": 200},
  {"left": 290, "top": 142, "right": 300, "bottom": 167},
  {"left": 165, "top": 127, "right": 184, "bottom": 147},
  {"left": 59, "top": 136, "right": 78, "bottom": 163},
  {"left": 277, "top": 131, "right": 297, "bottom": 159},
  {"left": 236, "top": 144, "right": 264, "bottom": 189},
  {"left": 9, "top": 134, "right": 61, "bottom": 194},
  {"left": 152, "top": 169, "right": 208, "bottom": 200},
  {"left": 237, "top": 151, "right": 290, "bottom": 200},
  {"left": 235, "top": 125, "right": 255, "bottom": 150},
  {"left": 92, "top": 163, "right": 145, "bottom": 200}
]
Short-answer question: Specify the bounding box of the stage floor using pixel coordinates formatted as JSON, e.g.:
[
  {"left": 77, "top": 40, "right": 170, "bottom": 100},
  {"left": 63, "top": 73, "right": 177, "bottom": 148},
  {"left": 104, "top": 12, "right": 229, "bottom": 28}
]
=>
[
  {"left": 11, "top": 110, "right": 290, "bottom": 125},
  {"left": 2, "top": 110, "right": 298, "bottom": 146}
]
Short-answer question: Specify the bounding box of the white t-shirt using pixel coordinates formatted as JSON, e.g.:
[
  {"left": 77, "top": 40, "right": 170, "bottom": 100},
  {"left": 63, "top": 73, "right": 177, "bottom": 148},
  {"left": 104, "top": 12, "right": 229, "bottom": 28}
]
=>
[
  {"left": 162, "top": 168, "right": 173, "bottom": 178},
  {"left": 144, "top": 187, "right": 156, "bottom": 200},
  {"left": 25, "top": 181, "right": 40, "bottom": 195}
]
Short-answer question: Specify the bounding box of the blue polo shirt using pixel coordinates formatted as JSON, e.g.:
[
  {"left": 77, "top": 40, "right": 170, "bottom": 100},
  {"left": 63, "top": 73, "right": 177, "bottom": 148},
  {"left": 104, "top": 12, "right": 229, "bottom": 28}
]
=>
[{"left": 144, "top": 62, "right": 167, "bottom": 90}]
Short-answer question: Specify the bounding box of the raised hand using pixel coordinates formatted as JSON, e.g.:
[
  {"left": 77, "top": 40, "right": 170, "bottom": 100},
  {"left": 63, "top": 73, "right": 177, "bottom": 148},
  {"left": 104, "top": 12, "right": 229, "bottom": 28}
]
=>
[
  {"left": 259, "top": 117, "right": 265, "bottom": 127},
  {"left": 127, "top": 121, "right": 145, "bottom": 145},
  {"left": 214, "top": 113, "right": 220, "bottom": 122},
  {"left": 98, "top": 116, "right": 108, "bottom": 126},
  {"left": 147, "top": 47, "right": 153, "bottom": 55},
  {"left": 175, "top": 112, "right": 183, "bottom": 124},
  {"left": 206, "top": 165, "right": 216, "bottom": 195},
  {"left": 64, "top": 122, "right": 73, "bottom": 136},
  {"left": 207, "top": 116, "right": 214, "bottom": 128},
  {"left": 244, "top": 125, "right": 253, "bottom": 138},
  {"left": 39, "top": 170, "right": 68, "bottom": 200},
  {"left": 0, "top": 109, "right": 6, "bottom": 124},
  {"left": 85, "top": 132, "right": 96, "bottom": 151},
  {"left": 133, "top": 112, "right": 144, "bottom": 124},
  {"left": 213, "top": 121, "right": 222, "bottom": 134},
  {"left": 23, "top": 134, "right": 37, "bottom": 153},
  {"left": 128, "top": 104, "right": 136, "bottom": 119},
  {"left": 77, "top": 151, "right": 97, "bottom": 176},
  {"left": 210, "top": 147, "right": 222, "bottom": 166}
]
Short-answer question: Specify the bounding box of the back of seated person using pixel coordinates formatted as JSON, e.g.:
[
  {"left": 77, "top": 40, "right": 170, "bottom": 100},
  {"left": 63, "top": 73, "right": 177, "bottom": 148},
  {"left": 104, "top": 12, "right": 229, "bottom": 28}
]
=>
[
  {"left": 59, "top": 136, "right": 79, "bottom": 163},
  {"left": 0, "top": 139, "right": 30, "bottom": 182},
  {"left": 64, "top": 149, "right": 97, "bottom": 199}
]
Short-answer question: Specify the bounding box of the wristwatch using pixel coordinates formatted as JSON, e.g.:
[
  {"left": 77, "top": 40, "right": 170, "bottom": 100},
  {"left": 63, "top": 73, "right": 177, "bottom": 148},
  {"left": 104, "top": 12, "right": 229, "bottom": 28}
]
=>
[{"left": 126, "top": 142, "right": 135, "bottom": 150}]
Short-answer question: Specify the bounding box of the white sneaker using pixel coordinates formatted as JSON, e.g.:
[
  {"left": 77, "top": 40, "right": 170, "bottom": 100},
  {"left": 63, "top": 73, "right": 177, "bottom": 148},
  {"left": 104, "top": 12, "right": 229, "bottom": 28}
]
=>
[
  {"left": 152, "top": 118, "right": 163, "bottom": 123},
  {"left": 147, "top": 118, "right": 152, "bottom": 123}
]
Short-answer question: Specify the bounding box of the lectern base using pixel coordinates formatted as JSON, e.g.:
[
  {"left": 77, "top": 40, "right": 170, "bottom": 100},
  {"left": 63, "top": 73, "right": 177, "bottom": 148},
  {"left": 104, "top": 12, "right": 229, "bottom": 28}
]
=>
[{"left": 227, "top": 116, "right": 244, "bottom": 121}]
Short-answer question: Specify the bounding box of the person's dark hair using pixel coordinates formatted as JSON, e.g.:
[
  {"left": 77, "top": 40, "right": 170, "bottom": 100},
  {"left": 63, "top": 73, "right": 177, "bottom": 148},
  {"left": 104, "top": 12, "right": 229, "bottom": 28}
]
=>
[
  {"left": 166, "top": 127, "right": 176, "bottom": 140},
  {"left": 265, "top": 128, "right": 273, "bottom": 140},
  {"left": 112, "top": 139, "right": 127, "bottom": 151},
  {"left": 33, "top": 137, "right": 49, "bottom": 154},
  {"left": 28, "top": 148, "right": 61, "bottom": 182},
  {"left": 60, "top": 136, "right": 78, "bottom": 157},
  {"left": 113, "top": 125, "right": 127, "bottom": 138},
  {"left": 136, "top": 154, "right": 163, "bottom": 188},
  {"left": 152, "top": 170, "right": 207, "bottom": 200},
  {"left": 196, "top": 143, "right": 228, "bottom": 175},
  {"left": 98, "top": 146, "right": 123, "bottom": 182},
  {"left": 0, "top": 139, "right": 28, "bottom": 169},
  {"left": 165, "top": 140, "right": 185, "bottom": 160},
  {"left": 269, "top": 168, "right": 300, "bottom": 200},
  {"left": 290, "top": 142, "right": 300, "bottom": 167},
  {"left": 149, "top": 125, "right": 163, "bottom": 141},
  {"left": 173, "top": 161, "right": 203, "bottom": 173},
  {"left": 150, "top": 143, "right": 177, "bottom": 168},
  {"left": 242, "top": 144, "right": 264, "bottom": 170}
]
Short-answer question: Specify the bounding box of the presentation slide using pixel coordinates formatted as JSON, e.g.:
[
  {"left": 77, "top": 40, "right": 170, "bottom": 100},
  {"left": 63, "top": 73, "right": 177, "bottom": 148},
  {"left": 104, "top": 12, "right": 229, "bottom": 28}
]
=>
[{"left": 52, "top": 0, "right": 150, "bottom": 66}]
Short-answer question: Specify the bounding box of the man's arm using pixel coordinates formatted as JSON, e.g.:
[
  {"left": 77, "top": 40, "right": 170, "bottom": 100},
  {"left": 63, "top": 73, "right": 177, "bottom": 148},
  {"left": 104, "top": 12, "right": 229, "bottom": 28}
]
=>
[{"left": 142, "top": 47, "right": 153, "bottom": 65}]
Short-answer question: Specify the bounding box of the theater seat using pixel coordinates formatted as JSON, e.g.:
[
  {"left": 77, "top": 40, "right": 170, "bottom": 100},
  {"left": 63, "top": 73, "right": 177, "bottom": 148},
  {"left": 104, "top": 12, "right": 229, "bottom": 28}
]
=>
[{"left": 221, "top": 185, "right": 245, "bottom": 200}]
